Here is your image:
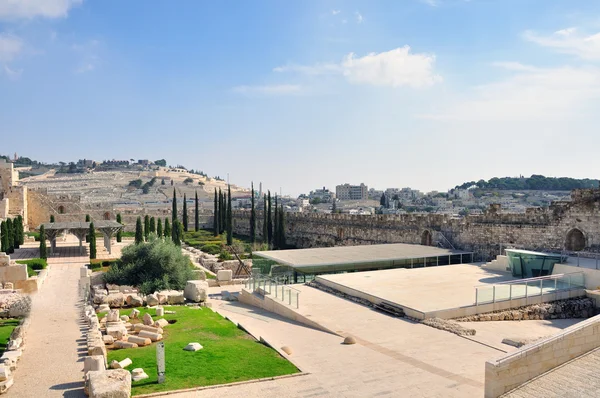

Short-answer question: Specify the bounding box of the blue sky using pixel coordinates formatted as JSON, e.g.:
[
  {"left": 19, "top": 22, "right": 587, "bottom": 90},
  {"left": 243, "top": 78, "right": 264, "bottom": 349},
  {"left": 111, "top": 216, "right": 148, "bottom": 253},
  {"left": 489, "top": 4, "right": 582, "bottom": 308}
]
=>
[{"left": 2, "top": 0, "right": 600, "bottom": 196}]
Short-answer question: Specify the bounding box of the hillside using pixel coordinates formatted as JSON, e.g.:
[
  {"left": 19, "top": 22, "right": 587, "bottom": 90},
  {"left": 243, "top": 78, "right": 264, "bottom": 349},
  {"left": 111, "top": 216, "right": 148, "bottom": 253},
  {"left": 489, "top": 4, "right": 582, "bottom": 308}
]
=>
[{"left": 455, "top": 175, "right": 599, "bottom": 191}]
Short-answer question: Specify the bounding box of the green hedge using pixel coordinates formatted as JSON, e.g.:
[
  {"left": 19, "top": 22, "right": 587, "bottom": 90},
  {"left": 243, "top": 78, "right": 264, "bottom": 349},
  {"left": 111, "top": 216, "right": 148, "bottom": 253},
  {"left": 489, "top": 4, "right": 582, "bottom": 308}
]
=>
[
  {"left": 89, "top": 258, "right": 118, "bottom": 270},
  {"left": 16, "top": 258, "right": 47, "bottom": 270},
  {"left": 25, "top": 232, "right": 40, "bottom": 242}
]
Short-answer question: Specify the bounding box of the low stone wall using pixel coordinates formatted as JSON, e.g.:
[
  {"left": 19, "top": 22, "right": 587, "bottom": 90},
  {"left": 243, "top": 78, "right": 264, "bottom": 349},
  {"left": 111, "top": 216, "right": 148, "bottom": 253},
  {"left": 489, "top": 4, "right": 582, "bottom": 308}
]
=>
[
  {"left": 455, "top": 298, "right": 596, "bottom": 322},
  {"left": 485, "top": 314, "right": 600, "bottom": 397}
]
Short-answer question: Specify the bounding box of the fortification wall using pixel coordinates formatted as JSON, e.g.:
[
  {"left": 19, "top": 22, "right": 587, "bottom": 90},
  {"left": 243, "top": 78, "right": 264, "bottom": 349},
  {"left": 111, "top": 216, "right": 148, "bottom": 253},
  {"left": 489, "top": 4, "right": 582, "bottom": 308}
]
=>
[{"left": 232, "top": 189, "right": 600, "bottom": 260}]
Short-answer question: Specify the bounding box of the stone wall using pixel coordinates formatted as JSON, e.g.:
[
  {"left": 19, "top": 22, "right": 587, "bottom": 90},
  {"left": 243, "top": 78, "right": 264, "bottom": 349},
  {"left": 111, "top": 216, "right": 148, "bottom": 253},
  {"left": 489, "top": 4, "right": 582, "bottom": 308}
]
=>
[
  {"left": 485, "top": 314, "right": 600, "bottom": 397},
  {"left": 231, "top": 189, "right": 600, "bottom": 260}
]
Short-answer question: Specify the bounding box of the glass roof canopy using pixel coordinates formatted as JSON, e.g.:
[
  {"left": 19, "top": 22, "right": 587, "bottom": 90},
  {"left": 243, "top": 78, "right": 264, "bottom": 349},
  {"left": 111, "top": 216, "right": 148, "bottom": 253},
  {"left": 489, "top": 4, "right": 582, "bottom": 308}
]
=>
[{"left": 254, "top": 243, "right": 474, "bottom": 275}]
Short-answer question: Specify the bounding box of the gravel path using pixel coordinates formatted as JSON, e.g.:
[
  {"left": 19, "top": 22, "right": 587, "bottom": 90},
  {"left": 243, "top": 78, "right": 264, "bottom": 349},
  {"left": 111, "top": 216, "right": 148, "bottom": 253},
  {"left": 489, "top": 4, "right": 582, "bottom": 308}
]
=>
[{"left": 7, "top": 254, "right": 88, "bottom": 397}]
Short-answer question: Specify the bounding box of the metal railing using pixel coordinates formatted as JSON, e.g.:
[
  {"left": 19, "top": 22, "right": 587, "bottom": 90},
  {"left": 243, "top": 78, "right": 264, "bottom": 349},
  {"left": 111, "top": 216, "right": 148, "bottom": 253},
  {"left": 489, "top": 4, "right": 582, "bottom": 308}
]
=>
[
  {"left": 245, "top": 275, "right": 301, "bottom": 309},
  {"left": 475, "top": 271, "right": 585, "bottom": 305}
]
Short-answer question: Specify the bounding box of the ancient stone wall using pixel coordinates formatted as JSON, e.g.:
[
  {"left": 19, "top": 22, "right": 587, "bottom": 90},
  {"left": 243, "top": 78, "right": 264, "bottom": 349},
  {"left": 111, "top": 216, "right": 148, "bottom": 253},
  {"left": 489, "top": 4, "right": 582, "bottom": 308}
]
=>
[{"left": 232, "top": 189, "right": 600, "bottom": 260}]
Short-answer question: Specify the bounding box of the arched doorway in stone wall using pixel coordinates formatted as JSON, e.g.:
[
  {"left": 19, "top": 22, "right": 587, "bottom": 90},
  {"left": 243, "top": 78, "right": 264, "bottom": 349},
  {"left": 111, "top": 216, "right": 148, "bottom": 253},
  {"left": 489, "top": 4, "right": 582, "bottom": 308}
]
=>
[
  {"left": 103, "top": 212, "right": 111, "bottom": 220},
  {"left": 57, "top": 205, "right": 65, "bottom": 214},
  {"left": 421, "top": 230, "right": 433, "bottom": 246},
  {"left": 565, "top": 228, "right": 586, "bottom": 251}
]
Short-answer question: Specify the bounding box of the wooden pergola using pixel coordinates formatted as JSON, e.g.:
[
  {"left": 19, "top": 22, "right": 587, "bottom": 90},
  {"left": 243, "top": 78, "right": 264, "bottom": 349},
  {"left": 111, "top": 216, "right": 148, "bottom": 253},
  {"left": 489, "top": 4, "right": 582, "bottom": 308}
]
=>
[{"left": 38, "top": 221, "right": 123, "bottom": 255}]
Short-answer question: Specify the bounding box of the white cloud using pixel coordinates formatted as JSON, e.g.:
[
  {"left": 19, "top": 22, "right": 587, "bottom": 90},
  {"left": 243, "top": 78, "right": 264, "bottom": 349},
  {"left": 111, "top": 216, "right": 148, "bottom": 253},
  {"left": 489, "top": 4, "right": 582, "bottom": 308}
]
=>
[
  {"left": 0, "top": 0, "right": 82, "bottom": 20},
  {"left": 524, "top": 28, "right": 600, "bottom": 60},
  {"left": 274, "top": 46, "right": 441, "bottom": 89},
  {"left": 232, "top": 84, "right": 302, "bottom": 95},
  {"left": 331, "top": 9, "right": 340, "bottom": 15},
  {"left": 3, "top": 65, "right": 22, "bottom": 79},
  {"left": 355, "top": 12, "right": 364, "bottom": 24},
  {"left": 0, "top": 33, "right": 22, "bottom": 62},
  {"left": 421, "top": 65, "right": 600, "bottom": 121},
  {"left": 421, "top": 0, "right": 440, "bottom": 6},
  {"left": 72, "top": 39, "right": 100, "bottom": 73},
  {"left": 491, "top": 61, "right": 540, "bottom": 72}
]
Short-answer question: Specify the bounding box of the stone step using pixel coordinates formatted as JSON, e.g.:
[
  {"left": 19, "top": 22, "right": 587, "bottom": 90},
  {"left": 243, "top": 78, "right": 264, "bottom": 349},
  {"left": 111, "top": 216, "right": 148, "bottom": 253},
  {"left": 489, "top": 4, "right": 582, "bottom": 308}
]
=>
[{"left": 374, "top": 302, "right": 405, "bottom": 317}]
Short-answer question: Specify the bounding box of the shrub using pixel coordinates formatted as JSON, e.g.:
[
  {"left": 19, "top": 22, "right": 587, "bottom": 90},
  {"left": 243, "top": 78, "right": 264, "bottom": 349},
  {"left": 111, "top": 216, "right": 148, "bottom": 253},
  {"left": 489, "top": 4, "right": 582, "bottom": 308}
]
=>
[
  {"left": 26, "top": 232, "right": 40, "bottom": 242},
  {"left": 16, "top": 258, "right": 48, "bottom": 270},
  {"left": 201, "top": 244, "right": 221, "bottom": 255},
  {"left": 103, "top": 238, "right": 193, "bottom": 295},
  {"left": 218, "top": 251, "right": 233, "bottom": 261},
  {"left": 89, "top": 258, "right": 118, "bottom": 270}
]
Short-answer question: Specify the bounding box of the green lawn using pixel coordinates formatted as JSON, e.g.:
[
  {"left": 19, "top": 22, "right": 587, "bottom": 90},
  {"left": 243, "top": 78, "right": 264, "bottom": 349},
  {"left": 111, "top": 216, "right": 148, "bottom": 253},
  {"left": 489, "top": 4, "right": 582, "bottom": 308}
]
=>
[
  {"left": 0, "top": 319, "right": 19, "bottom": 355},
  {"left": 107, "top": 306, "right": 298, "bottom": 395}
]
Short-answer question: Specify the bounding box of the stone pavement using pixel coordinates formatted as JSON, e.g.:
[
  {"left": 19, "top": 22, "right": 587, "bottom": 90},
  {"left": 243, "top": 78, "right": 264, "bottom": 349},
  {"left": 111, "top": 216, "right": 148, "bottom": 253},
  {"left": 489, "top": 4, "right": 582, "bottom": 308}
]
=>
[
  {"left": 164, "top": 285, "right": 502, "bottom": 398},
  {"left": 6, "top": 239, "right": 126, "bottom": 397},
  {"left": 503, "top": 347, "right": 600, "bottom": 397}
]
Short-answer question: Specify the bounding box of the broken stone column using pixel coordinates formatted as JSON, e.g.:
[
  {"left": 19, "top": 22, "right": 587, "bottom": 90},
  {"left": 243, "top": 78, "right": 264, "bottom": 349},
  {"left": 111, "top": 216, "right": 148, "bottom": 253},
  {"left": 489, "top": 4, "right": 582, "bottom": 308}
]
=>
[
  {"left": 127, "top": 336, "right": 151, "bottom": 347},
  {"left": 129, "top": 309, "right": 140, "bottom": 319},
  {"left": 154, "top": 318, "right": 169, "bottom": 329},
  {"left": 131, "top": 368, "right": 149, "bottom": 382},
  {"left": 155, "top": 306, "right": 164, "bottom": 316},
  {"left": 109, "top": 358, "right": 132, "bottom": 369},
  {"left": 113, "top": 341, "right": 138, "bottom": 349},
  {"left": 138, "top": 330, "right": 162, "bottom": 342},
  {"left": 142, "top": 313, "right": 153, "bottom": 326}
]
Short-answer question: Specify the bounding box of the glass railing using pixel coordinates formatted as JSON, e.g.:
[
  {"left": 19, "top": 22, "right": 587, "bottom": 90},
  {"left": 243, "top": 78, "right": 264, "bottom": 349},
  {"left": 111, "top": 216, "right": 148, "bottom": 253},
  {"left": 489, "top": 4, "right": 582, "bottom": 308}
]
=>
[
  {"left": 245, "top": 275, "right": 300, "bottom": 309},
  {"left": 475, "top": 272, "right": 585, "bottom": 305}
]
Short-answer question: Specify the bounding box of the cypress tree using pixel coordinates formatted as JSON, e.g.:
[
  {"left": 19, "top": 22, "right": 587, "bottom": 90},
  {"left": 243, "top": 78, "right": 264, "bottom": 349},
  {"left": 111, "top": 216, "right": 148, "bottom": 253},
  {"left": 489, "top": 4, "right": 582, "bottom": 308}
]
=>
[
  {"left": 16, "top": 215, "right": 24, "bottom": 246},
  {"left": 164, "top": 218, "right": 171, "bottom": 238},
  {"left": 85, "top": 214, "right": 91, "bottom": 242},
  {"left": 135, "top": 217, "right": 144, "bottom": 244},
  {"left": 274, "top": 196, "right": 279, "bottom": 249},
  {"left": 12, "top": 217, "right": 19, "bottom": 250},
  {"left": 172, "top": 188, "right": 177, "bottom": 223},
  {"left": 195, "top": 190, "right": 199, "bottom": 232},
  {"left": 50, "top": 214, "right": 55, "bottom": 223},
  {"left": 279, "top": 205, "right": 286, "bottom": 249},
  {"left": 172, "top": 219, "right": 181, "bottom": 245},
  {"left": 89, "top": 222, "right": 97, "bottom": 260},
  {"left": 213, "top": 189, "right": 219, "bottom": 236},
  {"left": 250, "top": 182, "right": 256, "bottom": 243},
  {"left": 39, "top": 224, "right": 47, "bottom": 259},
  {"left": 226, "top": 185, "right": 233, "bottom": 245},
  {"left": 0, "top": 221, "right": 7, "bottom": 253},
  {"left": 267, "top": 191, "right": 273, "bottom": 248},
  {"left": 219, "top": 189, "right": 225, "bottom": 234},
  {"left": 116, "top": 213, "right": 122, "bottom": 242},
  {"left": 6, "top": 218, "right": 13, "bottom": 254},
  {"left": 144, "top": 215, "right": 150, "bottom": 241},
  {"left": 263, "top": 194, "right": 268, "bottom": 243},
  {"left": 157, "top": 218, "right": 163, "bottom": 238},
  {"left": 150, "top": 216, "right": 156, "bottom": 234},
  {"left": 182, "top": 194, "right": 188, "bottom": 232}
]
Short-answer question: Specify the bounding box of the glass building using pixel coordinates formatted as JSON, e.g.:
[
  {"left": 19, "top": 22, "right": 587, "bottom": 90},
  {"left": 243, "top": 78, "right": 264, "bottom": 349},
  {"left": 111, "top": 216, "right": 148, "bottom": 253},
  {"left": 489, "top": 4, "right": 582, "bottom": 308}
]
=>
[{"left": 505, "top": 249, "right": 563, "bottom": 278}]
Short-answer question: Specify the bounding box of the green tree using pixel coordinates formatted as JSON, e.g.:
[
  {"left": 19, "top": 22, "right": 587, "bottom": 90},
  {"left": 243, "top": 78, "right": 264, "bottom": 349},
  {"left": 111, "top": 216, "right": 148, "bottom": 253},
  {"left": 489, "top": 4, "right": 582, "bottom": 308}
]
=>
[
  {"left": 89, "top": 222, "right": 97, "bottom": 260},
  {"left": 6, "top": 218, "right": 13, "bottom": 254},
  {"left": 149, "top": 216, "right": 156, "bottom": 234},
  {"left": 50, "top": 214, "right": 55, "bottom": 223},
  {"left": 182, "top": 194, "right": 188, "bottom": 232},
  {"left": 103, "top": 238, "right": 193, "bottom": 295},
  {"left": 226, "top": 185, "right": 233, "bottom": 245},
  {"left": 157, "top": 218, "right": 163, "bottom": 238},
  {"left": 0, "top": 221, "right": 7, "bottom": 253},
  {"left": 263, "top": 194, "right": 268, "bottom": 243},
  {"left": 250, "top": 182, "right": 256, "bottom": 243},
  {"left": 332, "top": 199, "right": 338, "bottom": 214},
  {"left": 12, "top": 217, "right": 20, "bottom": 250},
  {"left": 116, "top": 213, "right": 123, "bottom": 242},
  {"left": 85, "top": 214, "right": 91, "bottom": 242},
  {"left": 39, "top": 224, "right": 47, "bottom": 259},
  {"left": 278, "top": 205, "right": 286, "bottom": 249},
  {"left": 154, "top": 159, "right": 167, "bottom": 167},
  {"left": 144, "top": 215, "right": 150, "bottom": 241},
  {"left": 195, "top": 190, "right": 199, "bottom": 232},
  {"left": 267, "top": 191, "right": 273, "bottom": 247},
  {"left": 213, "top": 189, "right": 219, "bottom": 236},
  {"left": 172, "top": 219, "right": 181, "bottom": 246},
  {"left": 219, "top": 189, "right": 225, "bottom": 234},
  {"left": 135, "top": 217, "right": 144, "bottom": 244},
  {"left": 380, "top": 193, "right": 386, "bottom": 207},
  {"left": 164, "top": 218, "right": 171, "bottom": 238},
  {"left": 172, "top": 188, "right": 177, "bottom": 223},
  {"left": 274, "top": 196, "right": 279, "bottom": 249},
  {"left": 16, "top": 215, "right": 24, "bottom": 246}
]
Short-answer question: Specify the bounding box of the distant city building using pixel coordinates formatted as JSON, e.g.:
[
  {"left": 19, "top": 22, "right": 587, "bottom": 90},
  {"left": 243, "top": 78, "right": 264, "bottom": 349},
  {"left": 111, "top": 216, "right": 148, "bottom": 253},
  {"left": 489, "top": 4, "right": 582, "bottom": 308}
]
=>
[
  {"left": 138, "top": 159, "right": 150, "bottom": 166},
  {"left": 309, "top": 187, "right": 335, "bottom": 202},
  {"left": 336, "top": 183, "right": 368, "bottom": 201},
  {"left": 77, "top": 159, "right": 94, "bottom": 168},
  {"left": 103, "top": 159, "right": 130, "bottom": 167},
  {"left": 368, "top": 188, "right": 384, "bottom": 200}
]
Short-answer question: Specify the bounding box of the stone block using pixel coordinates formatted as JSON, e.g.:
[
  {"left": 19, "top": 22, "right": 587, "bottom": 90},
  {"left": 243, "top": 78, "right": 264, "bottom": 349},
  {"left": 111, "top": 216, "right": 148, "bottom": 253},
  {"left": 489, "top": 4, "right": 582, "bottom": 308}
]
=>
[
  {"left": 127, "top": 336, "right": 151, "bottom": 346},
  {"left": 88, "top": 369, "right": 131, "bottom": 398},
  {"left": 155, "top": 306, "right": 164, "bottom": 317},
  {"left": 145, "top": 293, "right": 159, "bottom": 307},
  {"left": 84, "top": 355, "right": 106, "bottom": 374},
  {"left": 134, "top": 324, "right": 162, "bottom": 334},
  {"left": 184, "top": 280, "right": 209, "bottom": 303},
  {"left": 191, "top": 269, "right": 206, "bottom": 281},
  {"left": 106, "top": 326, "right": 127, "bottom": 340},
  {"left": 138, "top": 330, "right": 162, "bottom": 342},
  {"left": 120, "top": 315, "right": 129, "bottom": 322},
  {"left": 129, "top": 309, "right": 140, "bottom": 319},
  {"left": 131, "top": 368, "right": 149, "bottom": 382},
  {"left": 3, "top": 283, "right": 13, "bottom": 290},
  {"left": 142, "top": 313, "right": 153, "bottom": 326},
  {"left": 102, "top": 335, "right": 114, "bottom": 345},
  {"left": 154, "top": 318, "right": 169, "bottom": 329},
  {"left": 109, "top": 358, "right": 132, "bottom": 369},
  {"left": 106, "top": 309, "right": 120, "bottom": 323},
  {"left": 113, "top": 341, "right": 138, "bottom": 349},
  {"left": 0, "top": 365, "right": 10, "bottom": 381},
  {"left": 217, "top": 269, "right": 233, "bottom": 282},
  {"left": 0, "top": 377, "right": 13, "bottom": 394},
  {"left": 183, "top": 342, "right": 203, "bottom": 351},
  {"left": 125, "top": 294, "right": 143, "bottom": 307},
  {"left": 106, "top": 293, "right": 125, "bottom": 308}
]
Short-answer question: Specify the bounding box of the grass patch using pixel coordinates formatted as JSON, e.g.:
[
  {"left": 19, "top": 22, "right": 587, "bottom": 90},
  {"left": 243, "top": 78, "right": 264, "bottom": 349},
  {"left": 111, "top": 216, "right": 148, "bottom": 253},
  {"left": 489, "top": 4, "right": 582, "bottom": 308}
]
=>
[
  {"left": 0, "top": 319, "right": 19, "bottom": 356},
  {"left": 16, "top": 258, "right": 47, "bottom": 278},
  {"left": 89, "top": 259, "right": 118, "bottom": 272},
  {"left": 107, "top": 306, "right": 298, "bottom": 395}
]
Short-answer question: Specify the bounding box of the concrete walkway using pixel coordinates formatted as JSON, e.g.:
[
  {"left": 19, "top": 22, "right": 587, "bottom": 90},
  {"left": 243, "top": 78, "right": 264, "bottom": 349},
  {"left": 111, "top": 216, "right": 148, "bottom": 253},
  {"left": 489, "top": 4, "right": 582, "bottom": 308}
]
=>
[{"left": 7, "top": 247, "right": 88, "bottom": 397}]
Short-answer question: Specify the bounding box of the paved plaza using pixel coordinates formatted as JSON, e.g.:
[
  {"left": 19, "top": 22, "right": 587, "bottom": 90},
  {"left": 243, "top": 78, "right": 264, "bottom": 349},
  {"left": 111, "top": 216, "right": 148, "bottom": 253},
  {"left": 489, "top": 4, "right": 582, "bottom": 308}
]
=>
[{"left": 317, "top": 264, "right": 515, "bottom": 313}]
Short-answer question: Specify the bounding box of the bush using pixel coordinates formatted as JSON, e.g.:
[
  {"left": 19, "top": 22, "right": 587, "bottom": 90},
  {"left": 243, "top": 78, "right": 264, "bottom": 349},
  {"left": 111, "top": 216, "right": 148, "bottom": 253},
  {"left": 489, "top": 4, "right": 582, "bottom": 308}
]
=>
[
  {"left": 201, "top": 244, "right": 221, "bottom": 255},
  {"left": 26, "top": 232, "right": 40, "bottom": 242},
  {"left": 16, "top": 258, "right": 47, "bottom": 270},
  {"left": 104, "top": 238, "right": 193, "bottom": 295},
  {"left": 218, "top": 251, "right": 233, "bottom": 261},
  {"left": 89, "top": 258, "right": 118, "bottom": 270}
]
